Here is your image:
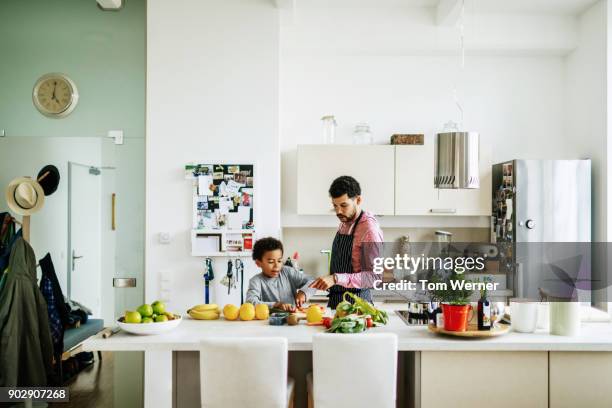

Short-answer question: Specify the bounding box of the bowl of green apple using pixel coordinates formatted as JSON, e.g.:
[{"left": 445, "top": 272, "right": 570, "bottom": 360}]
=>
[{"left": 117, "top": 300, "right": 182, "bottom": 335}]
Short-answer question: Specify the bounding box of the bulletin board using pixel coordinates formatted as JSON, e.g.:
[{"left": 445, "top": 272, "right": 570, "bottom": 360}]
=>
[{"left": 185, "top": 163, "right": 255, "bottom": 256}]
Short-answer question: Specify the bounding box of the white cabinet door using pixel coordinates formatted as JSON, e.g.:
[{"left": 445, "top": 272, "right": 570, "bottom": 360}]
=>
[
  {"left": 434, "top": 143, "right": 493, "bottom": 216},
  {"left": 395, "top": 138, "right": 492, "bottom": 216},
  {"left": 421, "top": 351, "right": 548, "bottom": 408},
  {"left": 550, "top": 352, "right": 612, "bottom": 408},
  {"left": 297, "top": 145, "right": 395, "bottom": 215},
  {"left": 394, "top": 140, "right": 437, "bottom": 215}
]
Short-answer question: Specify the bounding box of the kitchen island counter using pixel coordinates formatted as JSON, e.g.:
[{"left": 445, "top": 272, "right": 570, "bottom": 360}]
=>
[
  {"left": 83, "top": 305, "right": 612, "bottom": 408},
  {"left": 84, "top": 304, "right": 612, "bottom": 352}
]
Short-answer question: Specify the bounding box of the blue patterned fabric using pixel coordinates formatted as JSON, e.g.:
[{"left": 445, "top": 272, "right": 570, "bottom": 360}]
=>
[{"left": 40, "top": 275, "right": 62, "bottom": 347}]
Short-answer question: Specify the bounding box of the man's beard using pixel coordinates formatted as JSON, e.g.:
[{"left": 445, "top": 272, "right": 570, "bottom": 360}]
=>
[{"left": 337, "top": 210, "right": 356, "bottom": 222}]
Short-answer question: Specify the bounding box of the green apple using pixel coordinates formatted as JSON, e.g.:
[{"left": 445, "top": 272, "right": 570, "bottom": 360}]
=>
[
  {"left": 152, "top": 314, "right": 158, "bottom": 320},
  {"left": 152, "top": 300, "right": 166, "bottom": 315},
  {"left": 155, "top": 314, "right": 168, "bottom": 323},
  {"left": 142, "top": 317, "right": 154, "bottom": 323},
  {"left": 124, "top": 310, "right": 142, "bottom": 324},
  {"left": 137, "top": 304, "right": 153, "bottom": 317}
]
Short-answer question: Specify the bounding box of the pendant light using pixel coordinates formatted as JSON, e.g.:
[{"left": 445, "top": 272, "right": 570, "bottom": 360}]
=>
[{"left": 435, "top": 0, "right": 479, "bottom": 190}]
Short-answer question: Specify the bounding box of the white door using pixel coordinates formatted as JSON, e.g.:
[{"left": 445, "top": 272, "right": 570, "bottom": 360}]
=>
[{"left": 68, "top": 163, "right": 113, "bottom": 318}]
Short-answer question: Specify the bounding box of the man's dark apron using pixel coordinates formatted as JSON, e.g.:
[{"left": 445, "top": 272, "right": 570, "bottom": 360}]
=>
[{"left": 327, "top": 211, "right": 372, "bottom": 309}]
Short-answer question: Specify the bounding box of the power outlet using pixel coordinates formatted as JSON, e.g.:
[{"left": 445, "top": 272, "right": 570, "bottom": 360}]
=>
[
  {"left": 107, "top": 130, "right": 124, "bottom": 145},
  {"left": 158, "top": 232, "right": 171, "bottom": 244}
]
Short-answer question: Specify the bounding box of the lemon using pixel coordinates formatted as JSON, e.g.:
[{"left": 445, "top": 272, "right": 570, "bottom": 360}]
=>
[
  {"left": 255, "top": 304, "right": 270, "bottom": 320},
  {"left": 239, "top": 303, "right": 256, "bottom": 321},
  {"left": 223, "top": 304, "right": 240, "bottom": 321},
  {"left": 306, "top": 305, "right": 324, "bottom": 323}
]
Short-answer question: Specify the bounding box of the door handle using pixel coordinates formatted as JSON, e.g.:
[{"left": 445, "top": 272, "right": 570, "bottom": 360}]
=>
[
  {"left": 72, "top": 249, "right": 83, "bottom": 271},
  {"left": 113, "top": 278, "right": 137, "bottom": 288}
]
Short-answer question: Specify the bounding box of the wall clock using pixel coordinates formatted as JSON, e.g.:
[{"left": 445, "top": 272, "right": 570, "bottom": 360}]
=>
[{"left": 32, "top": 73, "right": 79, "bottom": 118}]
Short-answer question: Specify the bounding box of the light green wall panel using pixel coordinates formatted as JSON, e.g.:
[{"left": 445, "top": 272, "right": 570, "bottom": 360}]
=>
[{"left": 0, "top": 0, "right": 145, "bottom": 138}]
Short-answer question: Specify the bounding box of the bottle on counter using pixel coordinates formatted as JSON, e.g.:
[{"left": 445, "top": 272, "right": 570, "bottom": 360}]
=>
[
  {"left": 436, "top": 308, "right": 444, "bottom": 328},
  {"left": 291, "top": 251, "right": 300, "bottom": 271},
  {"left": 431, "top": 302, "right": 444, "bottom": 328},
  {"left": 477, "top": 283, "right": 492, "bottom": 331}
]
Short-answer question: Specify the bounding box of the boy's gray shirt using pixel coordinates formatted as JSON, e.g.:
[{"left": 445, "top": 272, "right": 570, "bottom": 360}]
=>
[{"left": 246, "top": 266, "right": 316, "bottom": 306}]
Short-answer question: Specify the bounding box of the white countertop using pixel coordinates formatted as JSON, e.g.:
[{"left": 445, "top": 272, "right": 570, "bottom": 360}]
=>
[{"left": 83, "top": 305, "right": 612, "bottom": 352}]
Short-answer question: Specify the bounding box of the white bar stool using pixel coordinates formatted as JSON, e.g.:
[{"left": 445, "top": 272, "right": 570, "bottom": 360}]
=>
[
  {"left": 199, "top": 337, "right": 295, "bottom": 408},
  {"left": 307, "top": 333, "right": 398, "bottom": 408}
]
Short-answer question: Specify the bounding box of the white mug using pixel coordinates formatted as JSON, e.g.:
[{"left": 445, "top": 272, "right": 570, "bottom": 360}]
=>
[
  {"left": 511, "top": 299, "right": 538, "bottom": 333},
  {"left": 550, "top": 302, "right": 580, "bottom": 336}
]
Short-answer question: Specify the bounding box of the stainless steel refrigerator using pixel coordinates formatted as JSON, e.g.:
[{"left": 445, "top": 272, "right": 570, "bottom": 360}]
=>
[{"left": 492, "top": 160, "right": 591, "bottom": 300}]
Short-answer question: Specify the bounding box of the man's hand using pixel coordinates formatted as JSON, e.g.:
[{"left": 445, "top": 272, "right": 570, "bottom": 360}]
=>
[
  {"left": 295, "top": 291, "right": 306, "bottom": 308},
  {"left": 309, "top": 274, "right": 336, "bottom": 290},
  {"left": 273, "top": 302, "right": 295, "bottom": 312}
]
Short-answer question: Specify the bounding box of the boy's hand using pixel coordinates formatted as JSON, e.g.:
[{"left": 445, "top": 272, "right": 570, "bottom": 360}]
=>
[
  {"left": 273, "top": 302, "right": 295, "bottom": 312},
  {"left": 295, "top": 291, "right": 306, "bottom": 308}
]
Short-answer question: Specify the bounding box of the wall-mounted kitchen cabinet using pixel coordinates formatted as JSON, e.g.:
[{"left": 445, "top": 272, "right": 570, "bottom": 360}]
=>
[
  {"left": 297, "top": 145, "right": 395, "bottom": 215},
  {"left": 395, "top": 139, "right": 492, "bottom": 216},
  {"left": 296, "top": 142, "right": 492, "bottom": 217}
]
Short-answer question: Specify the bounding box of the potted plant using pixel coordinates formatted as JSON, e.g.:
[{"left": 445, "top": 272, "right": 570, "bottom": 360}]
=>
[{"left": 429, "top": 272, "right": 474, "bottom": 332}]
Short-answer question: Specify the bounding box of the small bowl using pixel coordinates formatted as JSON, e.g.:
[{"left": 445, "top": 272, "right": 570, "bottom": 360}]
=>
[
  {"left": 269, "top": 312, "right": 288, "bottom": 326},
  {"left": 117, "top": 315, "right": 182, "bottom": 335}
]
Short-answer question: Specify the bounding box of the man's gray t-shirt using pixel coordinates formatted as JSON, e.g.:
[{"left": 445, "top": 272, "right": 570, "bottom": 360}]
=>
[{"left": 246, "top": 266, "right": 316, "bottom": 306}]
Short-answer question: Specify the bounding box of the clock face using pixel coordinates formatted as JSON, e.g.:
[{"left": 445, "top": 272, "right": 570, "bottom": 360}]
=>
[{"left": 33, "top": 74, "right": 78, "bottom": 117}]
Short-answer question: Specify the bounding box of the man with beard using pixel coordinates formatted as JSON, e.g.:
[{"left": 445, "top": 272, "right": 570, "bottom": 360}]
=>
[{"left": 309, "top": 176, "right": 384, "bottom": 308}]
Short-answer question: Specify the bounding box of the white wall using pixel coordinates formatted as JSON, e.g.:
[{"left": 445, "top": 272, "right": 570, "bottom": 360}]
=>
[
  {"left": 146, "top": 0, "right": 280, "bottom": 312},
  {"left": 566, "top": 0, "right": 607, "bottom": 243},
  {"left": 565, "top": 1, "right": 607, "bottom": 308},
  {"left": 281, "top": 54, "right": 569, "bottom": 215},
  {"left": 145, "top": 0, "right": 607, "bottom": 310},
  {"left": 280, "top": 1, "right": 579, "bottom": 229},
  {"left": 279, "top": 0, "right": 606, "bottom": 278}
]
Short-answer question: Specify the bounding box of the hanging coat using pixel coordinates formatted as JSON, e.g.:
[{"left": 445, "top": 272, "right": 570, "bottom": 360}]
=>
[
  {"left": 0, "top": 212, "right": 21, "bottom": 273},
  {"left": 0, "top": 237, "right": 54, "bottom": 387}
]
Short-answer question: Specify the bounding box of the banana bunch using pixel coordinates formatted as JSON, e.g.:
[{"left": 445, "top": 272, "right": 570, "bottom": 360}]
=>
[{"left": 188, "top": 304, "right": 221, "bottom": 320}]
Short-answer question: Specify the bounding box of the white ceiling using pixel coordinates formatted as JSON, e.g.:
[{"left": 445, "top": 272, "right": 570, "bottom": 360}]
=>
[
  {"left": 313, "top": 0, "right": 600, "bottom": 16},
  {"left": 469, "top": 0, "right": 599, "bottom": 16}
]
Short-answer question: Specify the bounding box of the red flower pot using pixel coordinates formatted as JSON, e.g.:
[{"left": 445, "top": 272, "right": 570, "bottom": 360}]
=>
[{"left": 442, "top": 304, "right": 473, "bottom": 332}]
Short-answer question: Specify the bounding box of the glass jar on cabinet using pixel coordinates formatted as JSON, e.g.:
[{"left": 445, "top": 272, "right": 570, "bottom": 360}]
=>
[
  {"left": 321, "top": 115, "right": 337, "bottom": 144},
  {"left": 352, "top": 122, "right": 373, "bottom": 144}
]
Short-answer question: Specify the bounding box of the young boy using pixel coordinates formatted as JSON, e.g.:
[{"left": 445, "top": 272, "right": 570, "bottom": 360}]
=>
[{"left": 246, "top": 237, "right": 315, "bottom": 311}]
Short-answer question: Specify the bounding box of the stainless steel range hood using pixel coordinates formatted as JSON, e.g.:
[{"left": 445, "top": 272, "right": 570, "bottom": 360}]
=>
[{"left": 434, "top": 131, "right": 480, "bottom": 189}]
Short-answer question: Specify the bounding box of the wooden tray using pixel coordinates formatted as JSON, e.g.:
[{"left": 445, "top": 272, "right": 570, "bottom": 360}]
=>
[{"left": 428, "top": 323, "right": 510, "bottom": 338}]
